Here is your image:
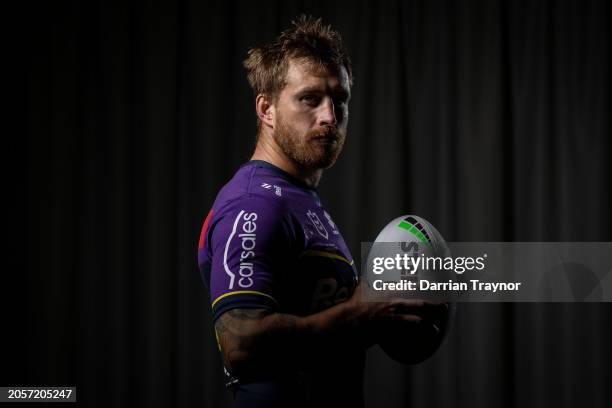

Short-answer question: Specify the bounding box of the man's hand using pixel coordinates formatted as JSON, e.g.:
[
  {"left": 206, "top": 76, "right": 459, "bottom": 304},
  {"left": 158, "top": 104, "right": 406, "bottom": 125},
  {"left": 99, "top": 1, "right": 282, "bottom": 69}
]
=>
[{"left": 343, "top": 278, "right": 450, "bottom": 349}]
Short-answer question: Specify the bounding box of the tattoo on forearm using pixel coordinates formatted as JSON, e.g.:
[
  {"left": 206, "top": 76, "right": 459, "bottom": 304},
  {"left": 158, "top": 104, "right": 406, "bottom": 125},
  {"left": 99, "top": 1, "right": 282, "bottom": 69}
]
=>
[
  {"left": 213, "top": 308, "right": 302, "bottom": 371},
  {"left": 227, "top": 308, "right": 268, "bottom": 320}
]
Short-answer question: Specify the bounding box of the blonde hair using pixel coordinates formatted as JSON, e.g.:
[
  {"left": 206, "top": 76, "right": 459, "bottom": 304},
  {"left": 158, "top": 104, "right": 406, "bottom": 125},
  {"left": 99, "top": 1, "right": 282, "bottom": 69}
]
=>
[{"left": 243, "top": 15, "right": 353, "bottom": 107}]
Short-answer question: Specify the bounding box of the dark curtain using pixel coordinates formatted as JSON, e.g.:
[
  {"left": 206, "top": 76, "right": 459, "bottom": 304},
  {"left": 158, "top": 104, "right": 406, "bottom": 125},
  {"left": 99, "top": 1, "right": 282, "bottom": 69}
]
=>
[{"left": 15, "top": 0, "right": 611, "bottom": 407}]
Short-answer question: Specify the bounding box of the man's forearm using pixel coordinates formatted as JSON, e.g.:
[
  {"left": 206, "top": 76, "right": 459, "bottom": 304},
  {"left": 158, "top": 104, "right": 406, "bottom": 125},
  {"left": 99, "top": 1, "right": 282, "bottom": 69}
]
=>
[
  {"left": 214, "top": 297, "right": 447, "bottom": 376},
  {"left": 214, "top": 300, "right": 369, "bottom": 376}
]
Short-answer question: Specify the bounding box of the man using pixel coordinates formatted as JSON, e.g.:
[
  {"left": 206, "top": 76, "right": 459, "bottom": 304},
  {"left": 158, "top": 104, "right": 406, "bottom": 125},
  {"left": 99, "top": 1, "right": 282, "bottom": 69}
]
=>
[{"left": 197, "top": 15, "right": 448, "bottom": 407}]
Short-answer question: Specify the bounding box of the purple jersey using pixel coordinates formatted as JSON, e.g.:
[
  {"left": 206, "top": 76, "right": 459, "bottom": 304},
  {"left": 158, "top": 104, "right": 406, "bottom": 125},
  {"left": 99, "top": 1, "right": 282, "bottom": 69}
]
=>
[
  {"left": 198, "top": 160, "right": 357, "bottom": 323},
  {"left": 198, "top": 161, "right": 365, "bottom": 404}
]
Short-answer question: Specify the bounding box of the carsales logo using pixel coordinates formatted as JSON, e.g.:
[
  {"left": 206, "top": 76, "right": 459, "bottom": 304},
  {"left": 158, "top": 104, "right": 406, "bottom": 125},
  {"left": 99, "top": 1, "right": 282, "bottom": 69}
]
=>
[{"left": 224, "top": 211, "right": 257, "bottom": 289}]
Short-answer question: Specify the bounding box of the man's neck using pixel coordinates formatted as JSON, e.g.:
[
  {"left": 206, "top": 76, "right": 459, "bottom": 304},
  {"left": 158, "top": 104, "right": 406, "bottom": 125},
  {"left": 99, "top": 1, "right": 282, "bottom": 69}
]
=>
[{"left": 251, "top": 136, "right": 323, "bottom": 189}]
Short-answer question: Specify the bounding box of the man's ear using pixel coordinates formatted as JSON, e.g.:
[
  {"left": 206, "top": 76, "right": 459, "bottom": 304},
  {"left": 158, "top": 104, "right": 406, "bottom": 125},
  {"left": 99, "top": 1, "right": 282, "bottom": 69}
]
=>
[{"left": 256, "top": 94, "right": 275, "bottom": 128}]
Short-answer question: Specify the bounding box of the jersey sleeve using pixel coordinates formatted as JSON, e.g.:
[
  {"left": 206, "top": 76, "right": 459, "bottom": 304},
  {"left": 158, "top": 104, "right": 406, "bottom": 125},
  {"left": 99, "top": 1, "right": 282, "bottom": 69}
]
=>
[{"left": 208, "top": 194, "right": 294, "bottom": 321}]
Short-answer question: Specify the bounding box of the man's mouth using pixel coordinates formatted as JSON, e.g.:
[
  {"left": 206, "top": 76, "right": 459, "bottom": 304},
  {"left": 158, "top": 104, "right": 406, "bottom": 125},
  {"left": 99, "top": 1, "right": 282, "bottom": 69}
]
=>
[
  {"left": 311, "top": 131, "right": 340, "bottom": 143},
  {"left": 314, "top": 135, "right": 338, "bottom": 142}
]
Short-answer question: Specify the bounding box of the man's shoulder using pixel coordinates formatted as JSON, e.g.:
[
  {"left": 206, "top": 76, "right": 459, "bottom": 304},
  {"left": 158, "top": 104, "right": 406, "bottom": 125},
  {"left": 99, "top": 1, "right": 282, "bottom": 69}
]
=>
[{"left": 211, "top": 164, "right": 291, "bottom": 220}]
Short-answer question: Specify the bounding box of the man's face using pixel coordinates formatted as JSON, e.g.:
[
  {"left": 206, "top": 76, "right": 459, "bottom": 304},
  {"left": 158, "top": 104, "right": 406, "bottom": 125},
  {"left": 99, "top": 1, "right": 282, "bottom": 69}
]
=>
[{"left": 272, "top": 59, "right": 351, "bottom": 170}]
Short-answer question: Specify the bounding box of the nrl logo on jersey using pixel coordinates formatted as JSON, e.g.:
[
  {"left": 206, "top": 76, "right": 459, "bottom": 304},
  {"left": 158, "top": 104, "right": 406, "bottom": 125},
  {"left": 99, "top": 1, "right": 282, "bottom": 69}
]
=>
[
  {"left": 307, "top": 210, "right": 328, "bottom": 239},
  {"left": 260, "top": 182, "right": 282, "bottom": 197},
  {"left": 323, "top": 211, "right": 340, "bottom": 235}
]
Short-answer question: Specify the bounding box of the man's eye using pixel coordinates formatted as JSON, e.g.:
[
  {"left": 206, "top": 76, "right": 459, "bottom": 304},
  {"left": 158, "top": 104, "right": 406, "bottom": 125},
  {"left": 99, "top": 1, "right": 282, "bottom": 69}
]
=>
[{"left": 301, "top": 95, "right": 320, "bottom": 105}]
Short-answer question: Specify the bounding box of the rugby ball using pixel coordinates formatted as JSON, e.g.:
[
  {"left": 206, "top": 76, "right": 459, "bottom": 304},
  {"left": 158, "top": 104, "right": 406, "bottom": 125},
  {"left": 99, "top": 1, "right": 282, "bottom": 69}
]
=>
[{"left": 371, "top": 215, "right": 455, "bottom": 364}]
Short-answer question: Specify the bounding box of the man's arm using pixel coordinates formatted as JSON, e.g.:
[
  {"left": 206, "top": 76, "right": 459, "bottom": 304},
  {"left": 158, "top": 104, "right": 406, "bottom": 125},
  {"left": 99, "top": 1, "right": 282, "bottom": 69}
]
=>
[{"left": 214, "top": 287, "right": 447, "bottom": 377}]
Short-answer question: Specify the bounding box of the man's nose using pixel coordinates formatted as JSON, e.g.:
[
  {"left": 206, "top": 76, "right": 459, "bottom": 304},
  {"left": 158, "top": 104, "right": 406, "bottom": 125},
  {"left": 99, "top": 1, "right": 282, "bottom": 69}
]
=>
[{"left": 317, "top": 97, "right": 337, "bottom": 126}]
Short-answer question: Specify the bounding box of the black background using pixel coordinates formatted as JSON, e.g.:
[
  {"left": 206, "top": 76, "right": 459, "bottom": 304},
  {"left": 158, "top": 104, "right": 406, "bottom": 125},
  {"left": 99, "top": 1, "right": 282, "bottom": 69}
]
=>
[{"left": 12, "top": 0, "right": 611, "bottom": 407}]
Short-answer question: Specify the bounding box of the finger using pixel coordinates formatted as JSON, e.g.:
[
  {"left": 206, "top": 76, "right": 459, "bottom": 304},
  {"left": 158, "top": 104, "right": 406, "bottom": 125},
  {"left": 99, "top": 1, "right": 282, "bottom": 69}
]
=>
[
  {"left": 402, "top": 314, "right": 422, "bottom": 323},
  {"left": 392, "top": 300, "right": 442, "bottom": 315},
  {"left": 389, "top": 298, "right": 445, "bottom": 308},
  {"left": 393, "top": 314, "right": 422, "bottom": 324}
]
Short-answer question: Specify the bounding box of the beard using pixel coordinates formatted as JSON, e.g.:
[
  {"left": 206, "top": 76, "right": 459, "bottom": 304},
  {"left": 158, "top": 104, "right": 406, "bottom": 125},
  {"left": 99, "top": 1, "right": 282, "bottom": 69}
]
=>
[{"left": 273, "top": 114, "right": 346, "bottom": 170}]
